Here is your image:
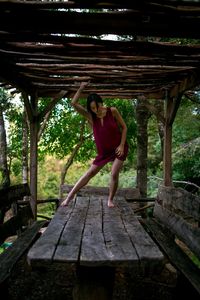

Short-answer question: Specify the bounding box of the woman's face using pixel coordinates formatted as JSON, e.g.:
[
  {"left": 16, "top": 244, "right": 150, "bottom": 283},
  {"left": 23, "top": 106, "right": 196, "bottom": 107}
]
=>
[{"left": 90, "top": 101, "right": 102, "bottom": 114}]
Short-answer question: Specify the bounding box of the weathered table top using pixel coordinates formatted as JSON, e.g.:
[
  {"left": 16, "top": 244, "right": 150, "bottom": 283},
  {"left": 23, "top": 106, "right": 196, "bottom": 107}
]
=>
[{"left": 27, "top": 195, "right": 164, "bottom": 270}]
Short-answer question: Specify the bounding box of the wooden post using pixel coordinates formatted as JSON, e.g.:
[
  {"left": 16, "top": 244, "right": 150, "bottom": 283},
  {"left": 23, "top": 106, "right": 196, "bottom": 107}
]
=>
[
  {"left": 164, "top": 96, "right": 173, "bottom": 186},
  {"left": 73, "top": 266, "right": 115, "bottom": 300},
  {"left": 136, "top": 98, "right": 150, "bottom": 211},
  {"left": 29, "top": 93, "right": 39, "bottom": 219},
  {"left": 163, "top": 93, "right": 182, "bottom": 186}
]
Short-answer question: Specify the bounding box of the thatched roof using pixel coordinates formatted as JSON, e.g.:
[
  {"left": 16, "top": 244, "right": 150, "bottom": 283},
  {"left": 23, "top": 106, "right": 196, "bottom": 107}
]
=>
[{"left": 0, "top": 0, "right": 200, "bottom": 99}]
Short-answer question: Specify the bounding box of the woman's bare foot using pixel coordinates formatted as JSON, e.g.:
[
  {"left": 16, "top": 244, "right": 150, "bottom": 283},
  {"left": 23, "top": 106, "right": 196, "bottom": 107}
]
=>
[
  {"left": 108, "top": 200, "right": 115, "bottom": 208},
  {"left": 61, "top": 195, "right": 74, "bottom": 206}
]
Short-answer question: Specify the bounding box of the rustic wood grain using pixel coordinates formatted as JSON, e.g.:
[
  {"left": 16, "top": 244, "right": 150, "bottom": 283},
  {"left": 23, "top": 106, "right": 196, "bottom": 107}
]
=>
[
  {"left": 0, "top": 220, "right": 46, "bottom": 284},
  {"left": 28, "top": 195, "right": 164, "bottom": 272},
  {"left": 116, "top": 197, "right": 164, "bottom": 272},
  {"left": 146, "top": 218, "right": 200, "bottom": 294},
  {"left": 27, "top": 200, "right": 75, "bottom": 266},
  {"left": 54, "top": 196, "right": 89, "bottom": 263},
  {"left": 154, "top": 202, "right": 200, "bottom": 259},
  {"left": 102, "top": 197, "right": 139, "bottom": 266},
  {"left": 80, "top": 196, "right": 109, "bottom": 266},
  {"left": 158, "top": 186, "right": 200, "bottom": 222}
]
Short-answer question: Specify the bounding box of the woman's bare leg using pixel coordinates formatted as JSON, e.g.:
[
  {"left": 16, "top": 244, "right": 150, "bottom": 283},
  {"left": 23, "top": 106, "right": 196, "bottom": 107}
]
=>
[
  {"left": 61, "top": 164, "right": 104, "bottom": 206},
  {"left": 108, "top": 158, "right": 124, "bottom": 207}
]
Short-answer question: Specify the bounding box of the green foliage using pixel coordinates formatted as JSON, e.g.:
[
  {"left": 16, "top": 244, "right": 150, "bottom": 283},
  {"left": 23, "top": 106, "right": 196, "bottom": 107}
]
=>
[
  {"left": 37, "top": 156, "right": 62, "bottom": 199},
  {"left": 0, "top": 88, "right": 13, "bottom": 111},
  {"left": 89, "top": 164, "right": 137, "bottom": 188},
  {"left": 191, "top": 254, "right": 200, "bottom": 268},
  {"left": 172, "top": 96, "right": 200, "bottom": 181},
  {"left": 37, "top": 203, "right": 56, "bottom": 219},
  {"left": 39, "top": 98, "right": 96, "bottom": 161},
  {"left": 5, "top": 87, "right": 200, "bottom": 198},
  {"left": 173, "top": 96, "right": 200, "bottom": 147},
  {"left": 11, "top": 159, "right": 22, "bottom": 177},
  {"left": 173, "top": 137, "right": 200, "bottom": 180},
  {"left": 148, "top": 114, "right": 163, "bottom": 173}
]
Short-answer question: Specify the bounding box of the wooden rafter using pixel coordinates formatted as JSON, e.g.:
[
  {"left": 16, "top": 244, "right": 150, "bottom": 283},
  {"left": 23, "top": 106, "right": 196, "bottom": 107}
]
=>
[{"left": 0, "top": 1, "right": 199, "bottom": 99}]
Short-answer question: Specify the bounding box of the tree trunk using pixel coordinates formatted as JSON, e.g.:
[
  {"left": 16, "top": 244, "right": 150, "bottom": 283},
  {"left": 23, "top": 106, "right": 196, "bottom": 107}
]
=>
[
  {"left": 136, "top": 99, "right": 150, "bottom": 203},
  {"left": 59, "top": 140, "right": 84, "bottom": 199},
  {"left": 59, "top": 120, "right": 87, "bottom": 199},
  {"left": 0, "top": 108, "right": 10, "bottom": 188}
]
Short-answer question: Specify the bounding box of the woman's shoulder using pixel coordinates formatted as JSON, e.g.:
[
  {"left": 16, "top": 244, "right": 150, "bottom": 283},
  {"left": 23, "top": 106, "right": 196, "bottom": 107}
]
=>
[{"left": 110, "top": 106, "right": 119, "bottom": 115}]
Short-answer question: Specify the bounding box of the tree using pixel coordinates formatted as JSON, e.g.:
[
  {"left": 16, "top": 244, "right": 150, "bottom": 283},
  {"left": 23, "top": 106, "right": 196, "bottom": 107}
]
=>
[
  {"left": 172, "top": 94, "right": 200, "bottom": 187},
  {"left": 0, "top": 88, "right": 12, "bottom": 188}
]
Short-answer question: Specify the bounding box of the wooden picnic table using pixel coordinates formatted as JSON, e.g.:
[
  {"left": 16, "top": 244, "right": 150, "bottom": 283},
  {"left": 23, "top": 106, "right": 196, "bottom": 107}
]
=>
[{"left": 27, "top": 195, "right": 164, "bottom": 300}]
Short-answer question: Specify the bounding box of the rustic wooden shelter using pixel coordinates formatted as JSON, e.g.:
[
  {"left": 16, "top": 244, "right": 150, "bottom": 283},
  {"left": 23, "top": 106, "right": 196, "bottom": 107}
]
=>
[{"left": 0, "top": 0, "right": 200, "bottom": 216}]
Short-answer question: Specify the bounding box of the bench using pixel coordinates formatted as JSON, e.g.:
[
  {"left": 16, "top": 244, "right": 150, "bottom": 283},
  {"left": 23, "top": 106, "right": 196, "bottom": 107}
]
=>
[
  {"left": 27, "top": 194, "right": 164, "bottom": 300},
  {"left": 144, "top": 185, "right": 200, "bottom": 298},
  {"left": 0, "top": 184, "right": 47, "bottom": 294}
]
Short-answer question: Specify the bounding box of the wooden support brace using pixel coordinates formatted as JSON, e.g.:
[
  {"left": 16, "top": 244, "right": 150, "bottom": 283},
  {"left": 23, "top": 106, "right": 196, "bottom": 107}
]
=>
[{"left": 73, "top": 266, "right": 115, "bottom": 300}]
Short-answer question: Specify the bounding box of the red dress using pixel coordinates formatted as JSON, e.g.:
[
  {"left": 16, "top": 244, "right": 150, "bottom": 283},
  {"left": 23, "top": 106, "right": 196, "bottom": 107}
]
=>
[{"left": 92, "top": 107, "right": 128, "bottom": 166}]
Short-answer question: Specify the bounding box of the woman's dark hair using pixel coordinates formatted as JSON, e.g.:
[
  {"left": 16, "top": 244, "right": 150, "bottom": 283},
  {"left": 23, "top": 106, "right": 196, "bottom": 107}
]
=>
[{"left": 87, "top": 93, "right": 103, "bottom": 118}]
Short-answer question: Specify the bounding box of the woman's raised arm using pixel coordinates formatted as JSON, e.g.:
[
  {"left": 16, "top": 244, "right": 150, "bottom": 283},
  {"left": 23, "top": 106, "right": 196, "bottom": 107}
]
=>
[{"left": 71, "top": 82, "right": 92, "bottom": 124}]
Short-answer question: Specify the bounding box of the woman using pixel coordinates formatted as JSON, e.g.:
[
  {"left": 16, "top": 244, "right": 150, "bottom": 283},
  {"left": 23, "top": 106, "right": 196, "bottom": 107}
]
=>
[{"left": 61, "top": 82, "right": 128, "bottom": 207}]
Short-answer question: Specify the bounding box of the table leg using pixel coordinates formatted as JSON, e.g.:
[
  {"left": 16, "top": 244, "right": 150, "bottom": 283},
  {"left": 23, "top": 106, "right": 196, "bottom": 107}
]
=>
[{"left": 73, "top": 266, "right": 115, "bottom": 300}]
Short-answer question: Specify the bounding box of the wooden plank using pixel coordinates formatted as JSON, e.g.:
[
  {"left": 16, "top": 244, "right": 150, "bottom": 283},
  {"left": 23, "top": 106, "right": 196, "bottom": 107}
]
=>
[
  {"left": 80, "top": 196, "right": 110, "bottom": 266},
  {"left": 60, "top": 185, "right": 140, "bottom": 199},
  {"left": 27, "top": 200, "right": 75, "bottom": 267},
  {"left": 53, "top": 196, "right": 89, "bottom": 263},
  {"left": 117, "top": 197, "right": 164, "bottom": 272},
  {"left": 101, "top": 197, "right": 139, "bottom": 267},
  {"left": 154, "top": 202, "right": 200, "bottom": 259},
  {"left": 158, "top": 186, "right": 200, "bottom": 222},
  {"left": 146, "top": 218, "right": 200, "bottom": 295},
  {"left": 0, "top": 220, "right": 46, "bottom": 284}
]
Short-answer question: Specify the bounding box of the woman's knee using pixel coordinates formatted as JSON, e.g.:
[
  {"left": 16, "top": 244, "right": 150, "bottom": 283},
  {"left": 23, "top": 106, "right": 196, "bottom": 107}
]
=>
[
  {"left": 86, "top": 167, "right": 99, "bottom": 178},
  {"left": 111, "top": 170, "right": 120, "bottom": 181}
]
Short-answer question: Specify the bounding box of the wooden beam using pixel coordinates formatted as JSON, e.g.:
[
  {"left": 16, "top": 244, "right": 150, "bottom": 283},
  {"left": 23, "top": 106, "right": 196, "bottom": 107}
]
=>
[
  {"left": 167, "top": 94, "right": 182, "bottom": 126},
  {"left": 0, "top": 9, "right": 200, "bottom": 38},
  {"left": 169, "top": 71, "right": 200, "bottom": 99},
  {"left": 22, "top": 92, "right": 34, "bottom": 123},
  {"left": 38, "top": 90, "right": 68, "bottom": 122},
  {"left": 142, "top": 99, "right": 165, "bottom": 123}
]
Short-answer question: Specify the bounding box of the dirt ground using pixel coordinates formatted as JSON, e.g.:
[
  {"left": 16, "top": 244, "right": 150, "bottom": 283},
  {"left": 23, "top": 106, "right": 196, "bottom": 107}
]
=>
[{"left": 6, "top": 253, "right": 180, "bottom": 300}]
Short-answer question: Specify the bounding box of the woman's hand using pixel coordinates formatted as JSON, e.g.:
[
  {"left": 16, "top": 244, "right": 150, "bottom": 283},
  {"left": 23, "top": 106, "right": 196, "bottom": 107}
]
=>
[
  {"left": 79, "top": 81, "right": 90, "bottom": 91},
  {"left": 72, "top": 81, "right": 89, "bottom": 104},
  {"left": 115, "top": 144, "right": 124, "bottom": 157},
  {"left": 71, "top": 81, "right": 92, "bottom": 124}
]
